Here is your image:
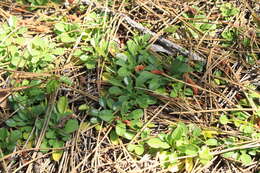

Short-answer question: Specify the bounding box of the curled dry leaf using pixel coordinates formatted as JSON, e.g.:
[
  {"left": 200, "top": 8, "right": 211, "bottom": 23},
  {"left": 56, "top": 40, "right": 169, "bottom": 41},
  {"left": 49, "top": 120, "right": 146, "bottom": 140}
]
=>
[
  {"left": 135, "top": 65, "right": 145, "bottom": 72},
  {"left": 150, "top": 70, "right": 163, "bottom": 75},
  {"left": 183, "top": 73, "right": 199, "bottom": 95},
  {"left": 68, "top": 15, "right": 78, "bottom": 21},
  {"left": 67, "top": 0, "right": 75, "bottom": 4},
  {"left": 19, "top": 19, "right": 33, "bottom": 26},
  {"left": 12, "top": 7, "right": 28, "bottom": 13},
  {"left": 256, "top": 118, "right": 260, "bottom": 128},
  {"left": 0, "top": 92, "right": 9, "bottom": 109},
  {"left": 34, "top": 25, "right": 50, "bottom": 33},
  {"left": 122, "top": 120, "right": 131, "bottom": 126}
]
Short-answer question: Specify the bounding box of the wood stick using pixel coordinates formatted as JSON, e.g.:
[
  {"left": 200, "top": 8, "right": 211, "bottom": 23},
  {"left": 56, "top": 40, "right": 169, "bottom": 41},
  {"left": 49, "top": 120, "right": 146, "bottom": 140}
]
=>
[{"left": 81, "top": 0, "right": 205, "bottom": 61}]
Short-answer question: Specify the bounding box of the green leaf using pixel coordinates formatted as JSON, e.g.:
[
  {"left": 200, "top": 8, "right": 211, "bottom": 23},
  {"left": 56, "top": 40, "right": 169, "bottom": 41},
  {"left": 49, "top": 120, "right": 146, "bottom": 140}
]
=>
[
  {"left": 240, "top": 153, "right": 252, "bottom": 165},
  {"left": 205, "top": 139, "right": 218, "bottom": 146},
  {"left": 127, "top": 39, "right": 138, "bottom": 56},
  {"left": 170, "top": 123, "right": 186, "bottom": 142},
  {"left": 46, "top": 79, "right": 60, "bottom": 93},
  {"left": 60, "top": 76, "right": 73, "bottom": 86},
  {"left": 135, "top": 145, "right": 144, "bottom": 155},
  {"left": 64, "top": 119, "right": 79, "bottom": 133},
  {"left": 99, "top": 97, "right": 106, "bottom": 108},
  {"left": 79, "top": 55, "right": 90, "bottom": 61},
  {"left": 98, "top": 110, "right": 114, "bottom": 122},
  {"left": 115, "top": 122, "right": 126, "bottom": 137},
  {"left": 170, "top": 59, "right": 193, "bottom": 74},
  {"left": 59, "top": 33, "right": 76, "bottom": 43},
  {"left": 222, "top": 151, "right": 239, "bottom": 160},
  {"left": 52, "top": 48, "right": 65, "bottom": 55},
  {"left": 57, "top": 96, "right": 68, "bottom": 114},
  {"left": 184, "top": 88, "right": 193, "bottom": 96},
  {"left": 85, "top": 59, "right": 96, "bottom": 69},
  {"left": 199, "top": 146, "right": 213, "bottom": 165},
  {"left": 116, "top": 53, "right": 128, "bottom": 62},
  {"left": 46, "top": 130, "right": 56, "bottom": 139},
  {"left": 200, "top": 23, "right": 216, "bottom": 31},
  {"left": 52, "top": 141, "right": 64, "bottom": 161},
  {"left": 89, "top": 108, "right": 99, "bottom": 117},
  {"left": 118, "top": 67, "right": 131, "bottom": 77},
  {"left": 136, "top": 71, "right": 157, "bottom": 87},
  {"left": 220, "top": 3, "right": 239, "bottom": 17},
  {"left": 147, "top": 138, "right": 170, "bottom": 149},
  {"left": 164, "top": 25, "right": 180, "bottom": 33},
  {"left": 40, "top": 140, "right": 49, "bottom": 153},
  {"left": 108, "top": 78, "right": 125, "bottom": 88},
  {"left": 184, "top": 144, "right": 199, "bottom": 155},
  {"left": 78, "top": 104, "right": 89, "bottom": 111},
  {"left": 5, "top": 119, "right": 17, "bottom": 127},
  {"left": 221, "top": 29, "right": 236, "bottom": 41},
  {"left": 123, "top": 131, "right": 135, "bottom": 140},
  {"left": 0, "top": 128, "right": 8, "bottom": 139},
  {"left": 11, "top": 56, "right": 26, "bottom": 67},
  {"left": 110, "top": 130, "right": 119, "bottom": 145},
  {"left": 136, "top": 94, "right": 156, "bottom": 108},
  {"left": 106, "top": 98, "right": 115, "bottom": 110},
  {"left": 7, "top": 16, "right": 18, "bottom": 27},
  {"left": 149, "top": 78, "right": 161, "bottom": 90},
  {"left": 108, "top": 86, "right": 123, "bottom": 95},
  {"left": 9, "top": 130, "right": 22, "bottom": 143},
  {"left": 23, "top": 132, "right": 30, "bottom": 139},
  {"left": 219, "top": 115, "right": 229, "bottom": 125},
  {"left": 170, "top": 89, "right": 178, "bottom": 98},
  {"left": 127, "top": 144, "right": 136, "bottom": 152},
  {"left": 90, "top": 117, "right": 99, "bottom": 124},
  {"left": 128, "top": 109, "right": 143, "bottom": 120},
  {"left": 240, "top": 125, "right": 254, "bottom": 134},
  {"left": 192, "top": 125, "right": 201, "bottom": 137}
]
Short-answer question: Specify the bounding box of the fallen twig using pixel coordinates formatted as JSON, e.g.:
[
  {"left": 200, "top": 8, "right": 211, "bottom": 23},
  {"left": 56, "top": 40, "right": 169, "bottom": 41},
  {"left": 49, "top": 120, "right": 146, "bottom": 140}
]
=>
[{"left": 81, "top": 0, "right": 205, "bottom": 61}]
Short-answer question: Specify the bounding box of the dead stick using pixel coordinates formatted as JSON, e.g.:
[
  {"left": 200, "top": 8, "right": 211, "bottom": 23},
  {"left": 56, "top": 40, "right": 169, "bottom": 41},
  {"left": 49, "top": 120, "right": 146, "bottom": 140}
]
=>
[{"left": 81, "top": 0, "right": 205, "bottom": 61}]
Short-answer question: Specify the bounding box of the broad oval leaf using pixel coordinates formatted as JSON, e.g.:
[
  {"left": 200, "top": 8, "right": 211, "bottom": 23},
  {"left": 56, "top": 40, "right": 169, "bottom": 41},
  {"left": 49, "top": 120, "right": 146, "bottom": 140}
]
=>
[
  {"left": 147, "top": 138, "right": 170, "bottom": 149},
  {"left": 135, "top": 145, "right": 144, "bottom": 155},
  {"left": 64, "top": 119, "right": 79, "bottom": 133},
  {"left": 205, "top": 139, "right": 218, "bottom": 146},
  {"left": 128, "top": 109, "right": 143, "bottom": 120},
  {"left": 110, "top": 130, "right": 119, "bottom": 145},
  {"left": 57, "top": 96, "right": 68, "bottom": 114},
  {"left": 52, "top": 152, "right": 63, "bottom": 162},
  {"left": 118, "top": 67, "right": 131, "bottom": 77},
  {"left": 115, "top": 122, "right": 126, "bottom": 137},
  {"left": 240, "top": 153, "right": 252, "bottom": 165},
  {"left": 0, "top": 128, "right": 8, "bottom": 139},
  {"left": 109, "top": 86, "right": 123, "bottom": 95},
  {"left": 98, "top": 110, "right": 114, "bottom": 122}
]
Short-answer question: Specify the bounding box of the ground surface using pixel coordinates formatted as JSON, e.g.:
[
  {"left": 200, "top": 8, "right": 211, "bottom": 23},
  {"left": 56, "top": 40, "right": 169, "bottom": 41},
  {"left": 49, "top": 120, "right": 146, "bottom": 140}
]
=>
[{"left": 0, "top": 0, "right": 259, "bottom": 172}]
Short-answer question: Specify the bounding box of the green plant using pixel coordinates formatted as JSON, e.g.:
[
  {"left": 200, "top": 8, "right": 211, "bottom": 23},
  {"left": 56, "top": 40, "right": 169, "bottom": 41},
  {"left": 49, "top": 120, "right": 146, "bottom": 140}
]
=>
[
  {"left": 16, "top": 0, "right": 63, "bottom": 6},
  {"left": 54, "top": 12, "right": 110, "bottom": 69},
  {"left": 182, "top": 10, "right": 217, "bottom": 39},
  {"left": 4, "top": 93, "right": 79, "bottom": 160},
  {"left": 0, "top": 128, "right": 22, "bottom": 155},
  {"left": 0, "top": 16, "right": 66, "bottom": 71},
  {"left": 221, "top": 29, "right": 238, "bottom": 47},
  {"left": 220, "top": 3, "right": 239, "bottom": 18},
  {"left": 143, "top": 123, "right": 215, "bottom": 171}
]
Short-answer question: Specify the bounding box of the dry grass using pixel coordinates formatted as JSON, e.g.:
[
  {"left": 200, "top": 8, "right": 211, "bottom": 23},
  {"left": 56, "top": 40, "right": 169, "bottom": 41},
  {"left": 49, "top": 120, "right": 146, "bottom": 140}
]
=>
[{"left": 0, "top": 0, "right": 259, "bottom": 172}]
